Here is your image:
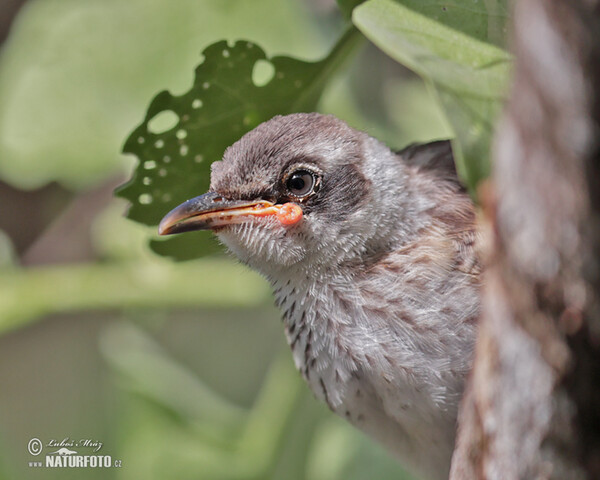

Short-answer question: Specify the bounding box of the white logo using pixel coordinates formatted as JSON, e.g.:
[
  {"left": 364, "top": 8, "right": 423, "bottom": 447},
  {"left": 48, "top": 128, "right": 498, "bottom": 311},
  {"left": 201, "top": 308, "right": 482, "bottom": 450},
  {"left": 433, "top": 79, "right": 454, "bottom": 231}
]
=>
[
  {"left": 27, "top": 437, "right": 122, "bottom": 469},
  {"left": 27, "top": 438, "right": 43, "bottom": 456},
  {"left": 49, "top": 447, "right": 77, "bottom": 455}
]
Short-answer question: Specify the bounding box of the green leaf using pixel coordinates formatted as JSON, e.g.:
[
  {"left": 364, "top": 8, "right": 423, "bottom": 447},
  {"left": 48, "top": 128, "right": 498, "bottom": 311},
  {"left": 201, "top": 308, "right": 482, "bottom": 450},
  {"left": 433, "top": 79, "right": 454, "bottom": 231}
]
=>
[
  {"left": 117, "top": 29, "right": 361, "bottom": 260},
  {"left": 149, "top": 231, "right": 223, "bottom": 261},
  {"left": 353, "top": 0, "right": 511, "bottom": 191}
]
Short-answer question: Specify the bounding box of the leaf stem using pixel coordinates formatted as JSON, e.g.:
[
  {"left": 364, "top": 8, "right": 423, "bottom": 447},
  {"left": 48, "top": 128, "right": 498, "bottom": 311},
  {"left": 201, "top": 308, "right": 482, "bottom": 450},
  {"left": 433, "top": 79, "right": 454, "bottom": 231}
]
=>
[{"left": 0, "top": 259, "right": 271, "bottom": 334}]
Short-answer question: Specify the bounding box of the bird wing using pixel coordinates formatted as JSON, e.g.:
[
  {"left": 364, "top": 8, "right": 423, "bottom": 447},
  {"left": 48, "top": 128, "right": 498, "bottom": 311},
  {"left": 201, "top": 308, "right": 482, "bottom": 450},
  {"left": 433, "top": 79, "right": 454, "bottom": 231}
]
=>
[
  {"left": 396, "top": 140, "right": 464, "bottom": 191},
  {"left": 397, "top": 140, "right": 481, "bottom": 277}
]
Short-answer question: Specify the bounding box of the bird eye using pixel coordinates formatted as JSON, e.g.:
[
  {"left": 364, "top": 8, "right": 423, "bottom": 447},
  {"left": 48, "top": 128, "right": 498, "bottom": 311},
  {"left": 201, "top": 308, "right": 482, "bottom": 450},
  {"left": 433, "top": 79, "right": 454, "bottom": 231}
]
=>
[{"left": 286, "top": 170, "right": 316, "bottom": 197}]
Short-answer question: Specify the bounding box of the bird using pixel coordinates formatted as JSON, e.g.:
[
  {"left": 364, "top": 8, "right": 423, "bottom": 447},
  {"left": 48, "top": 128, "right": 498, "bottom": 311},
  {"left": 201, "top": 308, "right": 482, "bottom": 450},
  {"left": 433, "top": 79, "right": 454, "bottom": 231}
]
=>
[{"left": 158, "top": 113, "right": 481, "bottom": 480}]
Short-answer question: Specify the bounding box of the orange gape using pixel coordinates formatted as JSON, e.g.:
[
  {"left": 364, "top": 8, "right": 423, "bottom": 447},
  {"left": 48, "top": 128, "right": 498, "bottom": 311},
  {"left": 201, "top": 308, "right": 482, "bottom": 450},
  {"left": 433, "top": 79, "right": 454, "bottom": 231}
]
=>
[{"left": 276, "top": 203, "right": 303, "bottom": 225}]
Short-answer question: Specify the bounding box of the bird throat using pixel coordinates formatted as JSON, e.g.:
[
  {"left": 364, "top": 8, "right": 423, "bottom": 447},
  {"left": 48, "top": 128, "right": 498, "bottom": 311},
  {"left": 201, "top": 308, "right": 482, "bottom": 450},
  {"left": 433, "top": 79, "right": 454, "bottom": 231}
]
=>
[{"left": 269, "top": 268, "right": 358, "bottom": 409}]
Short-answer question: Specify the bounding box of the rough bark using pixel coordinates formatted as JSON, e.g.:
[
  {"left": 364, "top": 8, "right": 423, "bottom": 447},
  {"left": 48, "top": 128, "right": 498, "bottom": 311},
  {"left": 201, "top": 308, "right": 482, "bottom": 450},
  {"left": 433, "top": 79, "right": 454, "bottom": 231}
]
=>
[{"left": 450, "top": 0, "right": 600, "bottom": 479}]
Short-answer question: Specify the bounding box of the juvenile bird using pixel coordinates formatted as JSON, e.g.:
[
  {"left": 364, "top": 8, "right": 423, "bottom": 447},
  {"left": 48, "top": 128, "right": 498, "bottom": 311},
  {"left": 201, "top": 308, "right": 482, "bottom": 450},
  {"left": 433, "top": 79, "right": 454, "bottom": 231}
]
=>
[{"left": 159, "top": 113, "right": 481, "bottom": 480}]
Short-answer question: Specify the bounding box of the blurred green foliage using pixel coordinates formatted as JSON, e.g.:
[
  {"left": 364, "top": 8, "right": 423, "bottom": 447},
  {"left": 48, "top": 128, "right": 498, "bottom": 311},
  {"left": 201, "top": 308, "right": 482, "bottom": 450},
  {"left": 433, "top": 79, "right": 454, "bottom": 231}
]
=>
[
  {"left": 0, "top": 0, "right": 511, "bottom": 479},
  {"left": 0, "top": 0, "right": 331, "bottom": 190}
]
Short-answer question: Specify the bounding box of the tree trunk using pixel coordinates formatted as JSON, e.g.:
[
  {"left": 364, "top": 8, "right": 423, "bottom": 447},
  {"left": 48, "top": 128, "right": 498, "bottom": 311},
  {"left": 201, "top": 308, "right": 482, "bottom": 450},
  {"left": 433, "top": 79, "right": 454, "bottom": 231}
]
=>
[{"left": 450, "top": 0, "right": 600, "bottom": 478}]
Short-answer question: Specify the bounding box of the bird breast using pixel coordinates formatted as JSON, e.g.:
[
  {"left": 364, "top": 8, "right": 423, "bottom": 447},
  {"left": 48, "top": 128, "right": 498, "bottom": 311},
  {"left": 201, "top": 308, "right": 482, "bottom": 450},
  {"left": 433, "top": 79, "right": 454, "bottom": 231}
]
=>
[{"left": 270, "top": 264, "right": 478, "bottom": 480}]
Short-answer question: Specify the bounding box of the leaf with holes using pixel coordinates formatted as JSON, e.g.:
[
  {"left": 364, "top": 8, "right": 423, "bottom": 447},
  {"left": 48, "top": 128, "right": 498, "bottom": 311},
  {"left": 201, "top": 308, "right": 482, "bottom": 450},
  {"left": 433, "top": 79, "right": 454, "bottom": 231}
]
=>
[{"left": 117, "top": 30, "right": 360, "bottom": 260}]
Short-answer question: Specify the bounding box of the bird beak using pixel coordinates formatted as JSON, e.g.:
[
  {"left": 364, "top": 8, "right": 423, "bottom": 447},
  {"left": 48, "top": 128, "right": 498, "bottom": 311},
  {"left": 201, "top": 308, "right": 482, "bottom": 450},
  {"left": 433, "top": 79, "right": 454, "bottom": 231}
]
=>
[{"left": 158, "top": 191, "right": 280, "bottom": 235}]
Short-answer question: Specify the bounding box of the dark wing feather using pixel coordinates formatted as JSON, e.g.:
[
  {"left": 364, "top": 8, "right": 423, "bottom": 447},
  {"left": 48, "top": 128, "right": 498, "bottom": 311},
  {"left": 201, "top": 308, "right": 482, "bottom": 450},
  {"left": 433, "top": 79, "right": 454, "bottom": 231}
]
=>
[{"left": 396, "top": 140, "right": 465, "bottom": 191}]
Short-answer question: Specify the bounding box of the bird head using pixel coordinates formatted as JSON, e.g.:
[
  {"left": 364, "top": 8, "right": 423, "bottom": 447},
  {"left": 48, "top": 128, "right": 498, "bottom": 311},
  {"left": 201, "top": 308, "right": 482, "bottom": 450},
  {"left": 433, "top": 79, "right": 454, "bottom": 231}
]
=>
[{"left": 158, "top": 113, "right": 413, "bottom": 275}]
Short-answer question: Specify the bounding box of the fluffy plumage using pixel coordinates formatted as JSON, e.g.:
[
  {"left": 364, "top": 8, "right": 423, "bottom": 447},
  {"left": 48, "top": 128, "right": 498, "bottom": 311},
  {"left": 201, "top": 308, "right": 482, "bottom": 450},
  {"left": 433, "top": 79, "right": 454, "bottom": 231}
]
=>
[{"left": 168, "top": 113, "right": 481, "bottom": 480}]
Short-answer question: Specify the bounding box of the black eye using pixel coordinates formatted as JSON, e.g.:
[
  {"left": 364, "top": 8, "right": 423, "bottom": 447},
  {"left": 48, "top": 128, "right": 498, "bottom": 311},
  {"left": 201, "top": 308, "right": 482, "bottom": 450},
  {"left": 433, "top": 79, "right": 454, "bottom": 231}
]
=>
[{"left": 286, "top": 170, "right": 316, "bottom": 197}]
